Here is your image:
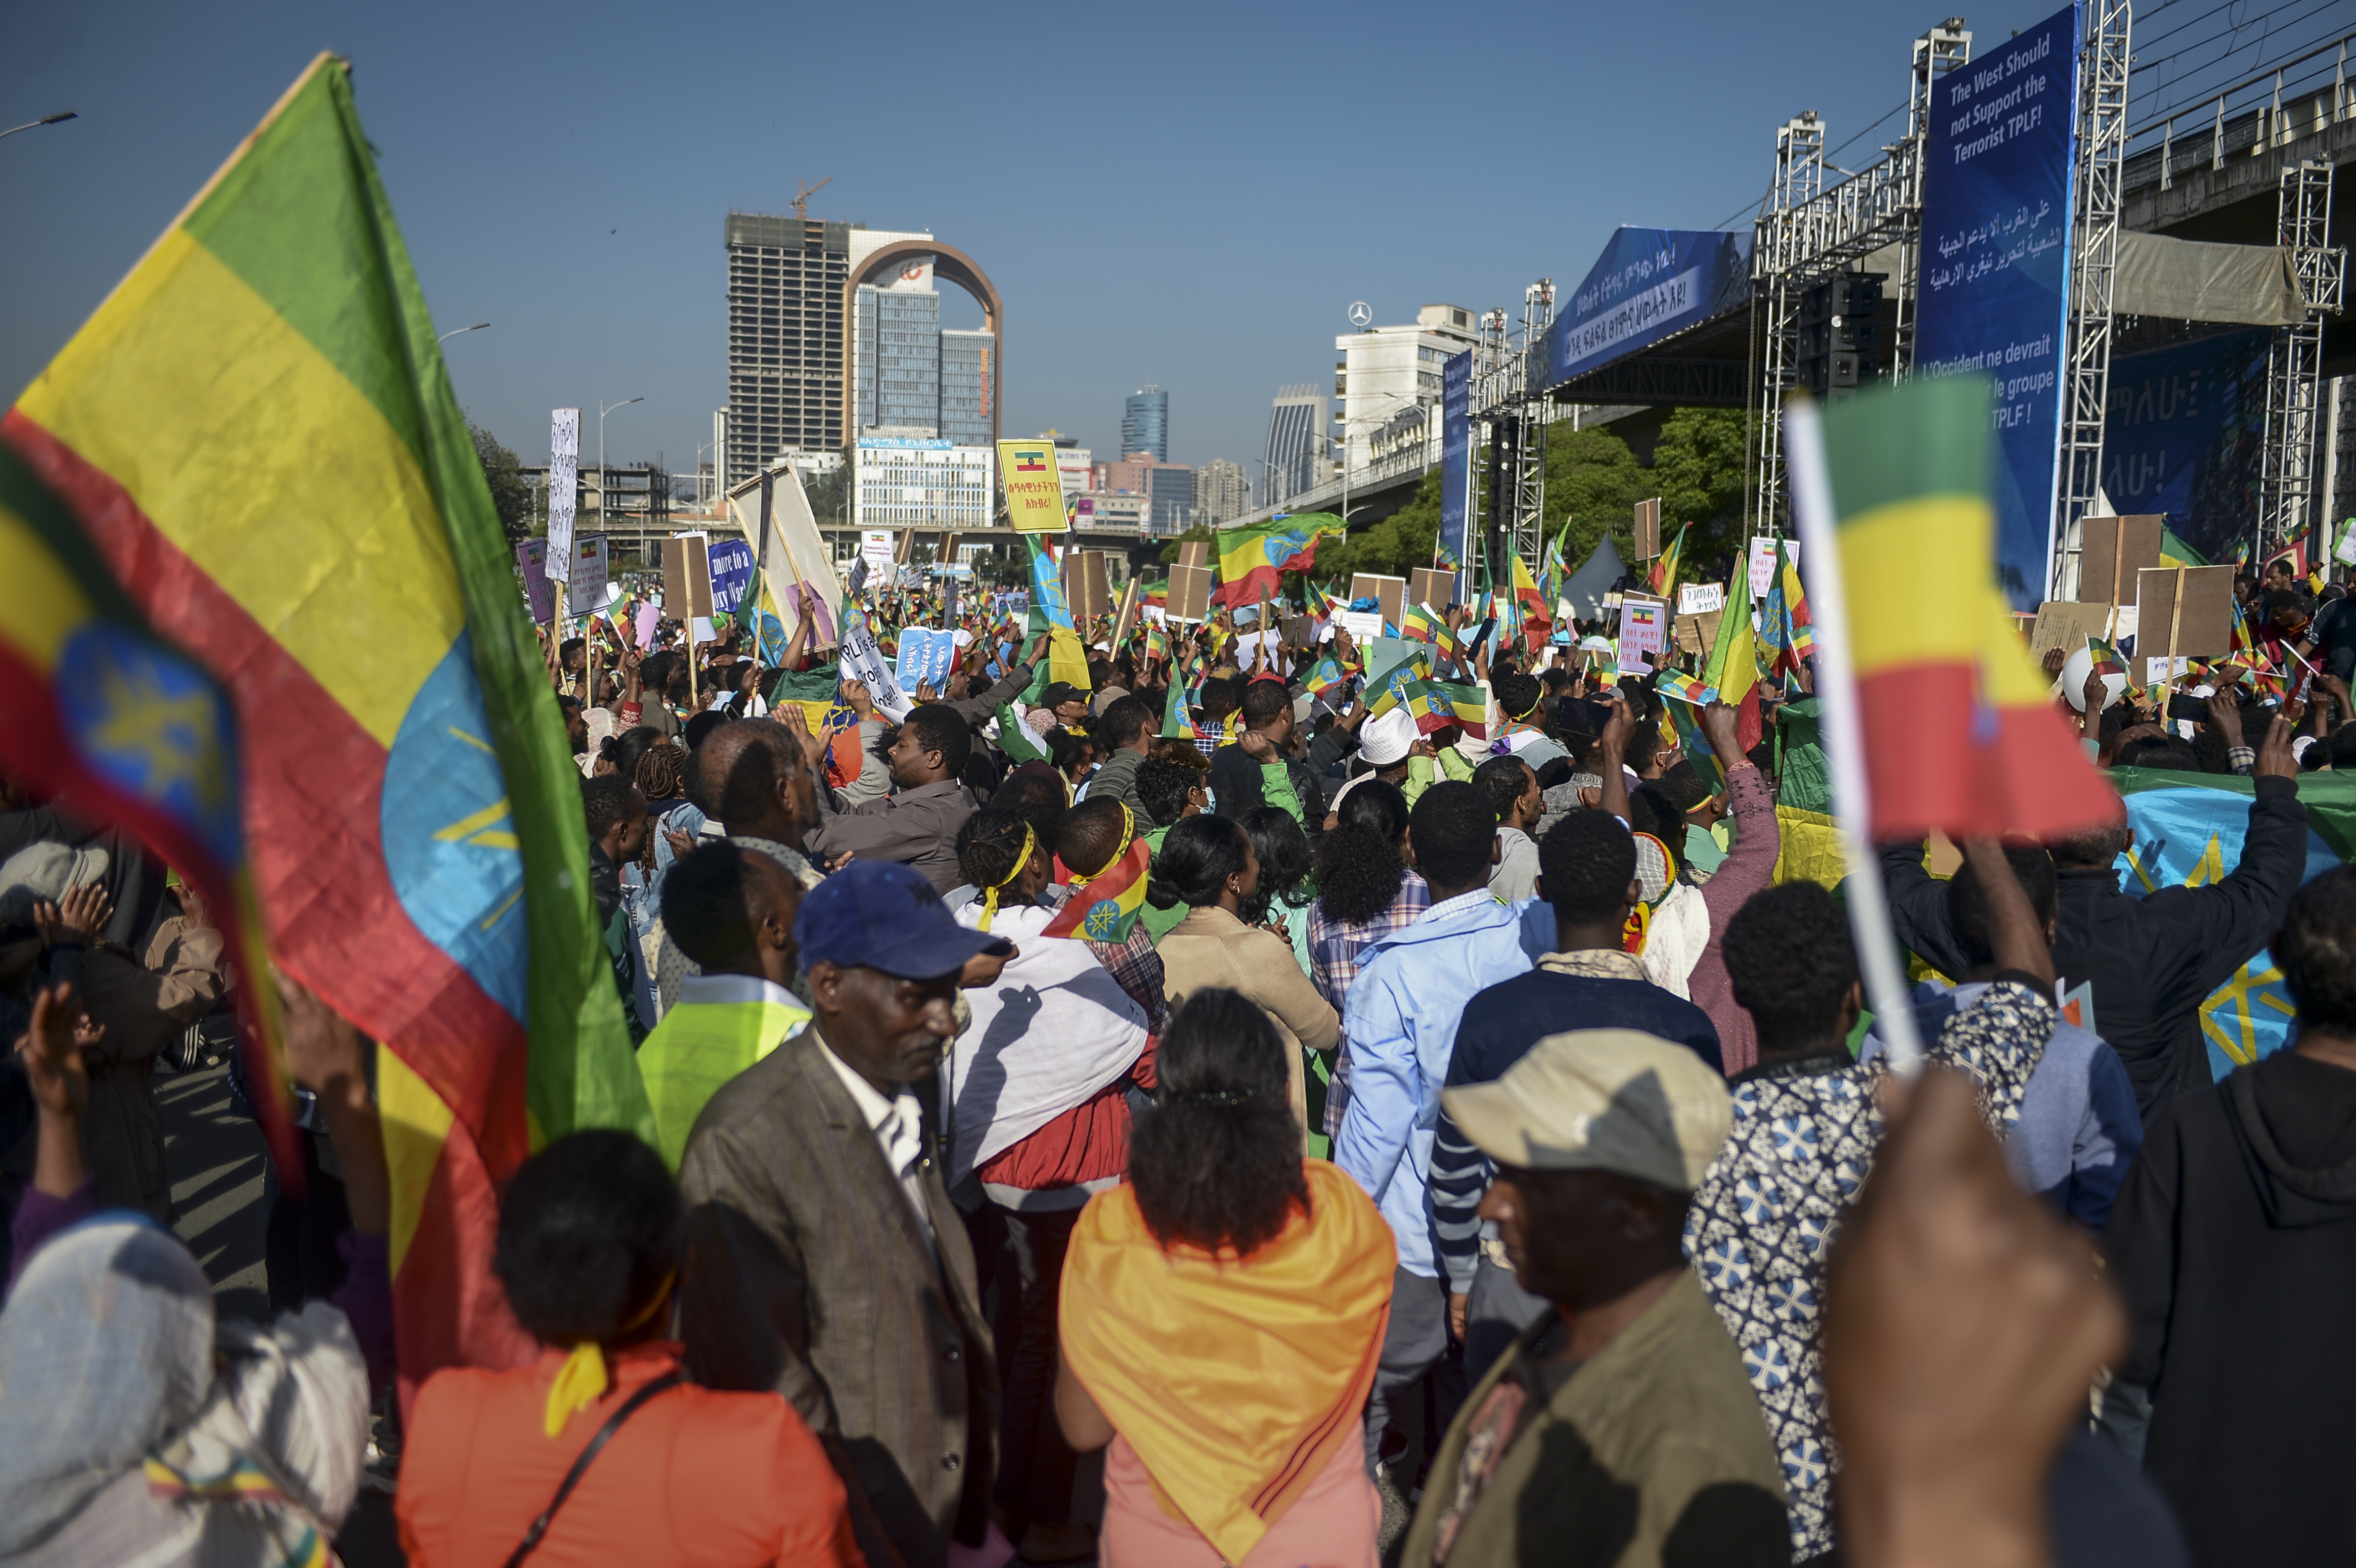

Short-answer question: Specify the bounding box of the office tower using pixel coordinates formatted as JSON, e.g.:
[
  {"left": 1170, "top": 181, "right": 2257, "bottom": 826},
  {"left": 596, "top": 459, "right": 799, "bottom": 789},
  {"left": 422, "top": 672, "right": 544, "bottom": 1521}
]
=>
[
  {"left": 1147, "top": 463, "right": 1194, "bottom": 533},
  {"left": 1333, "top": 303, "right": 1477, "bottom": 475},
  {"left": 1263, "top": 386, "right": 1327, "bottom": 506},
  {"left": 854, "top": 281, "right": 943, "bottom": 432},
  {"left": 941, "top": 330, "right": 995, "bottom": 447},
  {"left": 1123, "top": 387, "right": 1169, "bottom": 462},
  {"left": 724, "top": 212, "right": 851, "bottom": 490},
  {"left": 1194, "top": 458, "right": 1249, "bottom": 525}
]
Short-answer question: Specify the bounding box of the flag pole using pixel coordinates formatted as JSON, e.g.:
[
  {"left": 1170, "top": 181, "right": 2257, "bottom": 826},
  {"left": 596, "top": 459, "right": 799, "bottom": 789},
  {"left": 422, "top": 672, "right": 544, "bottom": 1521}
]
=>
[{"left": 1783, "top": 399, "right": 1927, "bottom": 1076}]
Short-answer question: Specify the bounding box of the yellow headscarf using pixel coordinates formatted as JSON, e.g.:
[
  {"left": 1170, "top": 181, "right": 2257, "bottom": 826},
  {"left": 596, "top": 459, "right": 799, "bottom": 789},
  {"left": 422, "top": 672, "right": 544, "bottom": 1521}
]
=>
[
  {"left": 543, "top": 1271, "right": 677, "bottom": 1438},
  {"left": 976, "top": 823, "right": 1037, "bottom": 932}
]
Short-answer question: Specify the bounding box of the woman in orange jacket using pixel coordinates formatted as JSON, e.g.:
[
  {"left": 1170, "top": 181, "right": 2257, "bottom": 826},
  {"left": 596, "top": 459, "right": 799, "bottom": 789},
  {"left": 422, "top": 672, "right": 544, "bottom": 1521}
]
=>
[{"left": 397, "top": 1129, "right": 864, "bottom": 1567}]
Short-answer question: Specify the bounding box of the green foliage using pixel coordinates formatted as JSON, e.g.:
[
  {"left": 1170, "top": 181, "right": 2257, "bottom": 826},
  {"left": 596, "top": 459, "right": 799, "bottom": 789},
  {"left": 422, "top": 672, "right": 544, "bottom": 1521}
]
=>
[
  {"left": 1538, "top": 424, "right": 1650, "bottom": 570},
  {"left": 1157, "top": 523, "right": 1216, "bottom": 565},
  {"left": 470, "top": 419, "right": 532, "bottom": 544},
  {"left": 1316, "top": 469, "right": 1443, "bottom": 582},
  {"left": 1649, "top": 408, "right": 1752, "bottom": 562}
]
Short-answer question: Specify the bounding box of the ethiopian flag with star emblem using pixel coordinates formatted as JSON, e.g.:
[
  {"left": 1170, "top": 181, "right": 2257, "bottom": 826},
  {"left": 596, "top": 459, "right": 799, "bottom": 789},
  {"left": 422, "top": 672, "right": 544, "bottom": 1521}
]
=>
[
  {"left": 0, "top": 443, "right": 301, "bottom": 1178},
  {"left": 3, "top": 55, "right": 650, "bottom": 1410},
  {"left": 2111, "top": 769, "right": 2356, "bottom": 1080}
]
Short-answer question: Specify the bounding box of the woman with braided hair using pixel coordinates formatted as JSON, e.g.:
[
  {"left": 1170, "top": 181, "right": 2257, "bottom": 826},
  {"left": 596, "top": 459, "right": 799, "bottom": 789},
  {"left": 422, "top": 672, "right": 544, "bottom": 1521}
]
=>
[
  {"left": 948, "top": 808, "right": 1150, "bottom": 1563},
  {"left": 1056, "top": 989, "right": 1395, "bottom": 1568}
]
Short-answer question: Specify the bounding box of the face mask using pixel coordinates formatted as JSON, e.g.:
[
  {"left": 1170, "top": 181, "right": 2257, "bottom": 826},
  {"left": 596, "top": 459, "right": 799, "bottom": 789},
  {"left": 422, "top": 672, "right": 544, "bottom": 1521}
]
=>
[{"left": 1202, "top": 787, "right": 1217, "bottom": 815}]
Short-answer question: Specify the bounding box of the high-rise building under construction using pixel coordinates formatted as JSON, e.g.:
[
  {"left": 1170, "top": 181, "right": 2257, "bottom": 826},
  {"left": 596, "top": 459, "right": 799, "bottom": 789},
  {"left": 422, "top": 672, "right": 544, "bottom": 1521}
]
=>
[{"left": 722, "top": 212, "right": 851, "bottom": 491}]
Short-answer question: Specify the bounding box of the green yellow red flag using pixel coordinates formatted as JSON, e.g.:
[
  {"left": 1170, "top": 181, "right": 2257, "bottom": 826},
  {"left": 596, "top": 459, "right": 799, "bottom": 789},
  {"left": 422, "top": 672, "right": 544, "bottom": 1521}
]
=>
[
  {"left": 3, "top": 56, "right": 650, "bottom": 1405},
  {"left": 1702, "top": 557, "right": 1763, "bottom": 752},
  {"left": 1212, "top": 514, "right": 1344, "bottom": 607},
  {"left": 1802, "top": 378, "right": 2119, "bottom": 840}
]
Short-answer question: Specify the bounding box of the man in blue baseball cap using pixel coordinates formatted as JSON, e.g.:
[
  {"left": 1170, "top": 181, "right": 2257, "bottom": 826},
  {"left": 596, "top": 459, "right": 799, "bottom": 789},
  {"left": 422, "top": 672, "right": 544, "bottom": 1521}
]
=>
[{"left": 679, "top": 859, "right": 1016, "bottom": 1568}]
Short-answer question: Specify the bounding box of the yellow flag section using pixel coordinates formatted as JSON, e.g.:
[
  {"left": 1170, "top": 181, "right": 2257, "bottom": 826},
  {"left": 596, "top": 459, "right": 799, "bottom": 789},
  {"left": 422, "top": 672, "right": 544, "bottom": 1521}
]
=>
[
  {"left": 1060, "top": 1162, "right": 1395, "bottom": 1565},
  {"left": 1000, "top": 438, "right": 1069, "bottom": 531},
  {"left": 2, "top": 55, "right": 650, "bottom": 1406}
]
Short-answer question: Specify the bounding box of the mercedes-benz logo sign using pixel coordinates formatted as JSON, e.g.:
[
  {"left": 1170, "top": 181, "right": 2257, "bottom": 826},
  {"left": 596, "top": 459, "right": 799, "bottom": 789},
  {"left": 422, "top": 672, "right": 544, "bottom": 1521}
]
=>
[{"left": 1347, "top": 301, "right": 1373, "bottom": 328}]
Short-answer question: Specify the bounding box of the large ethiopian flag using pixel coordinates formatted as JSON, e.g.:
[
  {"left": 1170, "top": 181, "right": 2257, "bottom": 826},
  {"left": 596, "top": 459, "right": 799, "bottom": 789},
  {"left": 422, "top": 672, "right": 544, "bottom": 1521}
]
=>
[{"left": 3, "top": 56, "right": 651, "bottom": 1404}]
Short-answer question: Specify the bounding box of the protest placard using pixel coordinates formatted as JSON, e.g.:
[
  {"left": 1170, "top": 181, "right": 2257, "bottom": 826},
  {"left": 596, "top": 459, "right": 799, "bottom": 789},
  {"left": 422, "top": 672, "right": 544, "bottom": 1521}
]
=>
[
  {"left": 895, "top": 626, "right": 956, "bottom": 693},
  {"left": 2029, "top": 599, "right": 2114, "bottom": 659},
  {"left": 516, "top": 539, "right": 554, "bottom": 625},
  {"left": 545, "top": 407, "right": 580, "bottom": 574},
  {"left": 1677, "top": 581, "right": 1725, "bottom": 615},
  {"left": 1349, "top": 573, "right": 1407, "bottom": 632},
  {"left": 840, "top": 612, "right": 910, "bottom": 718},
  {"left": 566, "top": 533, "right": 608, "bottom": 606},
  {"left": 1617, "top": 594, "right": 1668, "bottom": 672},
  {"left": 706, "top": 537, "right": 754, "bottom": 616},
  {"left": 2074, "top": 514, "right": 2163, "bottom": 606},
  {"left": 1168, "top": 563, "right": 1214, "bottom": 623},
  {"left": 1633, "top": 498, "right": 1661, "bottom": 561},
  {"left": 2135, "top": 564, "right": 2235, "bottom": 661},
  {"left": 1409, "top": 566, "right": 1457, "bottom": 611},
  {"left": 1748, "top": 535, "right": 1798, "bottom": 598}
]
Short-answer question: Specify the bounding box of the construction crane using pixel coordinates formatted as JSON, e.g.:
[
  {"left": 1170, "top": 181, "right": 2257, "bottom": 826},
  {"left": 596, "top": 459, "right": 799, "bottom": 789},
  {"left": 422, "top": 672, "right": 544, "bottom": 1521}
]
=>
[{"left": 790, "top": 176, "right": 832, "bottom": 221}]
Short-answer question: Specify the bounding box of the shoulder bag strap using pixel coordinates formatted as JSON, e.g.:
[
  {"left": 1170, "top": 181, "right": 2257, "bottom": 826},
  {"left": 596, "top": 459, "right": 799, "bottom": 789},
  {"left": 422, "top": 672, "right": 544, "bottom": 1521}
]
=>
[{"left": 503, "top": 1369, "right": 686, "bottom": 1568}]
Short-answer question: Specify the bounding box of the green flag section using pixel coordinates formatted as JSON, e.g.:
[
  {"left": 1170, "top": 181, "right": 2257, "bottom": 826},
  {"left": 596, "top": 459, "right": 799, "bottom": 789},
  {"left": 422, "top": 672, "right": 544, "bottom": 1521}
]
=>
[
  {"left": 2113, "top": 769, "right": 2356, "bottom": 1079},
  {"left": 1814, "top": 378, "right": 2119, "bottom": 842},
  {"left": 1701, "top": 552, "right": 1762, "bottom": 752},
  {"left": 2, "top": 54, "right": 650, "bottom": 1399}
]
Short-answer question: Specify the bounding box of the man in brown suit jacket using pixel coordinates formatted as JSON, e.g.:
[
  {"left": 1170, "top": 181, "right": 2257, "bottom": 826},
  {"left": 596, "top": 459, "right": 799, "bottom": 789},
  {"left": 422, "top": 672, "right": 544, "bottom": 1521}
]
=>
[{"left": 678, "top": 859, "right": 1014, "bottom": 1568}]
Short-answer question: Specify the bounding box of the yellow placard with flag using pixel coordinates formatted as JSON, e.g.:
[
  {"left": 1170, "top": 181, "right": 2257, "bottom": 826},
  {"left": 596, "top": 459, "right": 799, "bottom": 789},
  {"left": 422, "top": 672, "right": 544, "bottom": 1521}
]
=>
[{"left": 999, "top": 440, "right": 1068, "bottom": 532}]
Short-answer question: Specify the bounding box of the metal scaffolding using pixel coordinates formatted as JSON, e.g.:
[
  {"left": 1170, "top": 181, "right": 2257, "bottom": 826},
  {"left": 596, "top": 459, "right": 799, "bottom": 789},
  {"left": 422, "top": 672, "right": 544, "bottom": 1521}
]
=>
[
  {"left": 1747, "top": 18, "right": 1971, "bottom": 535},
  {"left": 2259, "top": 158, "right": 2347, "bottom": 561},
  {"left": 1469, "top": 281, "right": 1554, "bottom": 589},
  {"left": 2055, "top": 0, "right": 2131, "bottom": 599}
]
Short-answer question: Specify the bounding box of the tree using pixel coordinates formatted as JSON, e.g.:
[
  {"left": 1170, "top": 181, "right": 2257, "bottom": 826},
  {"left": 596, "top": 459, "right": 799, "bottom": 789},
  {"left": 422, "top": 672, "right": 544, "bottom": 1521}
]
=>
[
  {"left": 1649, "top": 408, "right": 1752, "bottom": 564},
  {"left": 1539, "top": 423, "right": 1650, "bottom": 572},
  {"left": 1156, "top": 523, "right": 1215, "bottom": 567},
  {"left": 470, "top": 419, "right": 532, "bottom": 545},
  {"left": 1318, "top": 469, "right": 1443, "bottom": 582}
]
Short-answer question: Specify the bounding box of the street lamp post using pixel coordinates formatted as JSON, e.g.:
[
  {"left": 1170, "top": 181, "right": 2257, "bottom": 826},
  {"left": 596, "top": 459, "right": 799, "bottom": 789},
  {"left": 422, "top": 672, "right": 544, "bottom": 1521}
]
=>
[
  {"left": 437, "top": 322, "right": 491, "bottom": 344},
  {"left": 0, "top": 111, "right": 76, "bottom": 142},
  {"left": 600, "top": 396, "right": 644, "bottom": 564}
]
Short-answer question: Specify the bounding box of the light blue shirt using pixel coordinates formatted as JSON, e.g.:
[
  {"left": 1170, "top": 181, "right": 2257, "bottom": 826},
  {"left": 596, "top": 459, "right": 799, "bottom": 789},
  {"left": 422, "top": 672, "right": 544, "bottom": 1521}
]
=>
[{"left": 1333, "top": 889, "right": 1537, "bottom": 1276}]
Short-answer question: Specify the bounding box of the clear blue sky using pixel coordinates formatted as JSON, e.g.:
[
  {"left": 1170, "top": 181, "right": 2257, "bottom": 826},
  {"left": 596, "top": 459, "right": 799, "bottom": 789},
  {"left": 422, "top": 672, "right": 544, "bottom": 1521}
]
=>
[{"left": 1, "top": 0, "right": 2159, "bottom": 476}]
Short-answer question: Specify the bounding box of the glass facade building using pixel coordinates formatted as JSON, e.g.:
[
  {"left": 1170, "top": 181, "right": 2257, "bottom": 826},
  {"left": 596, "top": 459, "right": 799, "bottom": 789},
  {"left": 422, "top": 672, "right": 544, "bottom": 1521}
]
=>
[
  {"left": 1122, "top": 388, "right": 1169, "bottom": 462},
  {"left": 855, "top": 284, "right": 944, "bottom": 432},
  {"left": 1263, "top": 386, "right": 1327, "bottom": 506},
  {"left": 941, "top": 330, "right": 994, "bottom": 448}
]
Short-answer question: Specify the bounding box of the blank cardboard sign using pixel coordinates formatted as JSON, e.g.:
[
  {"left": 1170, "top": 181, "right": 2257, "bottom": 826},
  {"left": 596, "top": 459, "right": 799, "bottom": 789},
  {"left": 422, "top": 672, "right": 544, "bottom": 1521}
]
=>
[
  {"left": 1409, "top": 567, "right": 1458, "bottom": 611},
  {"left": 2135, "top": 565, "right": 2235, "bottom": 659},
  {"left": 2075, "top": 515, "right": 2163, "bottom": 606},
  {"left": 1350, "top": 573, "right": 1407, "bottom": 632},
  {"left": 2030, "top": 600, "right": 2115, "bottom": 659},
  {"left": 1168, "top": 564, "right": 1215, "bottom": 623}
]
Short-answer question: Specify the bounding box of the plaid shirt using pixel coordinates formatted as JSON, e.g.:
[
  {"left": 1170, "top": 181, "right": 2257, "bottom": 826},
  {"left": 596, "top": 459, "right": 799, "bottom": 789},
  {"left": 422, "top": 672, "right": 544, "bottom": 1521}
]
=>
[{"left": 1308, "top": 870, "right": 1432, "bottom": 1136}]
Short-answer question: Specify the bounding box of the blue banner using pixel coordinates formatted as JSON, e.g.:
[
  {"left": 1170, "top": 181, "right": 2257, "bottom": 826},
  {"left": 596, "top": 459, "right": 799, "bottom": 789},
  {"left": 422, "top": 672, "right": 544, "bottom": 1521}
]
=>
[
  {"left": 1541, "top": 228, "right": 1753, "bottom": 389},
  {"left": 706, "top": 537, "right": 755, "bottom": 614},
  {"left": 1915, "top": 1, "right": 2082, "bottom": 609},
  {"left": 2102, "top": 327, "right": 2270, "bottom": 565},
  {"left": 1439, "top": 348, "right": 1473, "bottom": 573}
]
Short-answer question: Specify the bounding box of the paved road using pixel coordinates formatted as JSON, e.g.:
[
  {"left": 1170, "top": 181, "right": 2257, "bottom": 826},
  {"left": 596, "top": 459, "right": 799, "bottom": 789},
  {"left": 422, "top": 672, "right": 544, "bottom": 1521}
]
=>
[{"left": 157, "top": 1056, "right": 405, "bottom": 1565}]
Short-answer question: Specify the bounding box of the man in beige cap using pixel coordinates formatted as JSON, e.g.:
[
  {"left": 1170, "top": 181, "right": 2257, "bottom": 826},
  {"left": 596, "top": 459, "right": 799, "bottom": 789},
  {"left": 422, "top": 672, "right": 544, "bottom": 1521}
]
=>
[{"left": 1399, "top": 1029, "right": 1786, "bottom": 1568}]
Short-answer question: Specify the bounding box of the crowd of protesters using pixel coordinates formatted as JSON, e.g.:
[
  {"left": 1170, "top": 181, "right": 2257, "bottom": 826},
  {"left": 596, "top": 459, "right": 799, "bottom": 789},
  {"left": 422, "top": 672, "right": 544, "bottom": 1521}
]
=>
[{"left": 5, "top": 555, "right": 2355, "bottom": 1568}]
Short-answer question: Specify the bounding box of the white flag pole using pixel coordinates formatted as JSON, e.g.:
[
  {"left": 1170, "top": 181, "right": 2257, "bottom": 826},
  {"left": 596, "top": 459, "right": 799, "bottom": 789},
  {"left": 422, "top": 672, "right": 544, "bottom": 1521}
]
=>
[{"left": 1783, "top": 400, "right": 1927, "bottom": 1076}]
